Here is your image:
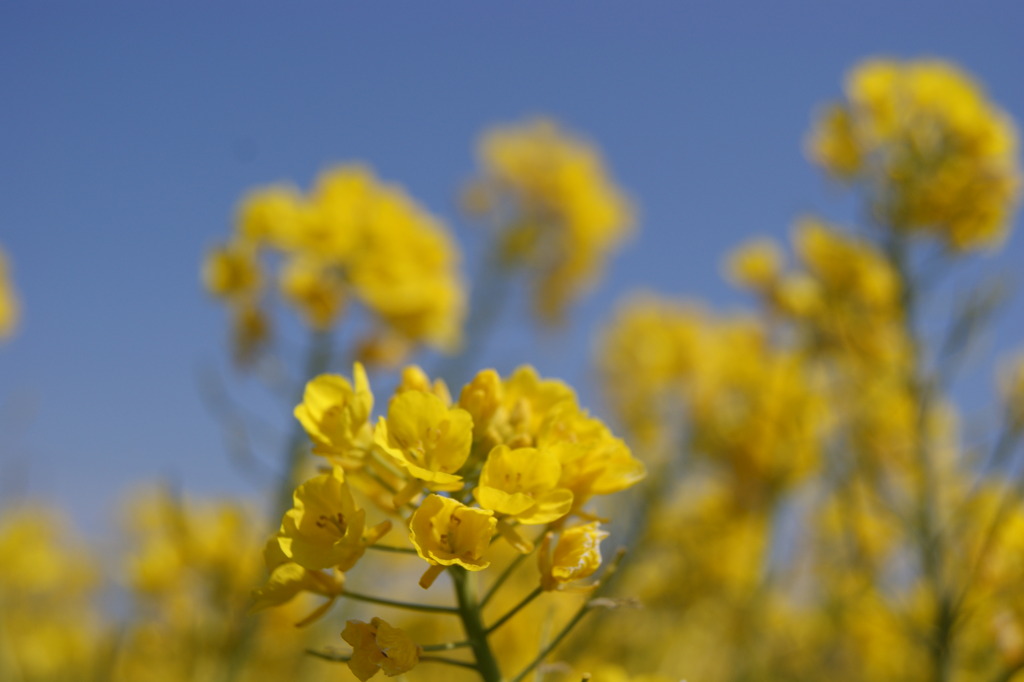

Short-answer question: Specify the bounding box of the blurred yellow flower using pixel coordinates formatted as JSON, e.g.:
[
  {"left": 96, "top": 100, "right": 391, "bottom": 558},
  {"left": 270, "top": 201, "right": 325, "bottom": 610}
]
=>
[
  {"left": 205, "top": 164, "right": 466, "bottom": 364},
  {"left": 808, "top": 58, "right": 1021, "bottom": 251},
  {"left": 466, "top": 118, "right": 634, "bottom": 322}
]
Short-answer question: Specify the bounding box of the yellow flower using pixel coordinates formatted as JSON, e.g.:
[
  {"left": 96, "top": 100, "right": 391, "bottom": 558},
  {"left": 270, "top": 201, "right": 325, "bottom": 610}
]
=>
[
  {"left": 294, "top": 365, "right": 374, "bottom": 462},
  {"left": 236, "top": 185, "right": 303, "bottom": 249},
  {"left": 461, "top": 365, "right": 577, "bottom": 451},
  {"left": 0, "top": 246, "right": 19, "bottom": 339},
  {"left": 210, "top": 165, "right": 466, "bottom": 363},
  {"left": 277, "top": 467, "right": 389, "bottom": 571},
  {"left": 725, "top": 238, "right": 784, "bottom": 290},
  {"left": 201, "top": 239, "right": 261, "bottom": 300},
  {"left": 341, "top": 617, "right": 420, "bottom": 681},
  {"left": 250, "top": 537, "right": 344, "bottom": 613},
  {"left": 539, "top": 522, "right": 608, "bottom": 591},
  {"left": 809, "top": 58, "right": 1021, "bottom": 251},
  {"left": 468, "top": 118, "right": 634, "bottom": 322},
  {"left": 473, "top": 445, "right": 573, "bottom": 525},
  {"left": 346, "top": 182, "right": 467, "bottom": 353},
  {"left": 396, "top": 364, "right": 453, "bottom": 405},
  {"left": 539, "top": 405, "right": 646, "bottom": 507},
  {"left": 409, "top": 494, "right": 495, "bottom": 586},
  {"left": 374, "top": 391, "right": 473, "bottom": 491}
]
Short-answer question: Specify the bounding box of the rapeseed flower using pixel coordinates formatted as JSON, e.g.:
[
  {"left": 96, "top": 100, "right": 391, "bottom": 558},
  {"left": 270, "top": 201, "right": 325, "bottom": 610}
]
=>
[
  {"left": 277, "top": 467, "right": 389, "bottom": 571},
  {"left": 204, "top": 164, "right": 466, "bottom": 364},
  {"left": 473, "top": 445, "right": 573, "bottom": 526},
  {"left": 465, "top": 118, "right": 634, "bottom": 322},
  {"left": 341, "top": 617, "right": 420, "bottom": 680},
  {"left": 539, "top": 522, "right": 608, "bottom": 591},
  {"left": 409, "top": 494, "right": 495, "bottom": 587},
  {"left": 374, "top": 390, "right": 473, "bottom": 495},
  {"left": 294, "top": 364, "right": 374, "bottom": 462},
  {"left": 808, "top": 58, "right": 1021, "bottom": 250}
]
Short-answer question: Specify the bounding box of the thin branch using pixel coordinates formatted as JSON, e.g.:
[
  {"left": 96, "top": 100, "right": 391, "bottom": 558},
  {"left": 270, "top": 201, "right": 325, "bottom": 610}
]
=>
[
  {"left": 341, "top": 589, "right": 458, "bottom": 614},
  {"left": 510, "top": 549, "right": 627, "bottom": 682}
]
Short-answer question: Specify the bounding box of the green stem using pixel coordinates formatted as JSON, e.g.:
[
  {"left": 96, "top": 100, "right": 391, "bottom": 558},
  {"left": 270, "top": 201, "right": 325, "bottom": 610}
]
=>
[
  {"left": 452, "top": 567, "right": 503, "bottom": 682},
  {"left": 272, "top": 329, "right": 333, "bottom": 523},
  {"left": 886, "top": 233, "right": 952, "bottom": 682},
  {"left": 510, "top": 549, "right": 626, "bottom": 682},
  {"left": 341, "top": 589, "right": 459, "bottom": 615},
  {"left": 487, "top": 587, "right": 543, "bottom": 634}
]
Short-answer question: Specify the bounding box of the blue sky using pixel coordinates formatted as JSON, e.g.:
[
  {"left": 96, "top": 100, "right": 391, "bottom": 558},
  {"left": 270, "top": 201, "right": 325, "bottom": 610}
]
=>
[{"left": 3, "top": 2, "right": 1024, "bottom": 535}]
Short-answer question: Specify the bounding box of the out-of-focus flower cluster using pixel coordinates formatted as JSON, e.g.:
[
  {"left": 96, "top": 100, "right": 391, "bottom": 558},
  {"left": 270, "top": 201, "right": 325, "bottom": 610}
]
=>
[
  {"left": 203, "top": 165, "right": 466, "bottom": 366},
  {"left": 0, "top": 495, "right": 336, "bottom": 682},
  {"left": 464, "top": 119, "right": 634, "bottom": 323},
  {"left": 586, "top": 57, "right": 1024, "bottom": 682},
  {"left": 808, "top": 58, "right": 1021, "bottom": 250}
]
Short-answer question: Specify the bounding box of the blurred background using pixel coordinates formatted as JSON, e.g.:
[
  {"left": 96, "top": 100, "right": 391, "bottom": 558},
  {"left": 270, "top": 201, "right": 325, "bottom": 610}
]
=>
[{"left": 2, "top": 0, "right": 1023, "bottom": 537}]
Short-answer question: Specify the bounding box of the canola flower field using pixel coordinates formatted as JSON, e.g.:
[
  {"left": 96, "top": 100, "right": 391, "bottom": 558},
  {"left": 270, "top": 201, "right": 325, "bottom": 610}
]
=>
[{"left": 3, "top": 57, "right": 1024, "bottom": 682}]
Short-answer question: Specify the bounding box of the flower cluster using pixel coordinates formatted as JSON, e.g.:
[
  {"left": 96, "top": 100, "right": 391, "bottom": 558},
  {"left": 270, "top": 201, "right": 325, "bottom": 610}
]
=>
[
  {"left": 808, "top": 58, "right": 1021, "bottom": 250},
  {"left": 202, "top": 165, "right": 465, "bottom": 365},
  {"left": 256, "top": 363, "right": 644, "bottom": 679},
  {"left": 599, "top": 295, "right": 824, "bottom": 500},
  {"left": 464, "top": 119, "right": 634, "bottom": 322}
]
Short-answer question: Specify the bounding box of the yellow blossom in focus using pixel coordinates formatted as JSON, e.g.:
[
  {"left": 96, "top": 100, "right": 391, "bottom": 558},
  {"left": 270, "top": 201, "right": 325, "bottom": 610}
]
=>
[
  {"left": 473, "top": 444, "right": 573, "bottom": 525},
  {"left": 294, "top": 364, "right": 374, "bottom": 462},
  {"left": 277, "top": 467, "right": 389, "bottom": 571},
  {"left": 409, "top": 494, "right": 495, "bottom": 575},
  {"left": 374, "top": 390, "right": 473, "bottom": 491},
  {"left": 396, "top": 364, "right": 453, "bottom": 405},
  {"left": 539, "top": 406, "right": 646, "bottom": 508},
  {"left": 341, "top": 617, "right": 420, "bottom": 681},
  {"left": 539, "top": 522, "right": 607, "bottom": 591},
  {"left": 250, "top": 535, "right": 345, "bottom": 613},
  {"left": 461, "top": 365, "right": 578, "bottom": 452}
]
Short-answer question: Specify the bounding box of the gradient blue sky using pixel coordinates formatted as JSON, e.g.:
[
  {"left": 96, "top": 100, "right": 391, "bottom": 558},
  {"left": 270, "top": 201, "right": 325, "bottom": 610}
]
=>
[{"left": 3, "top": 2, "right": 1024, "bottom": 535}]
